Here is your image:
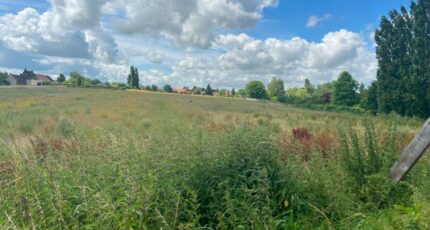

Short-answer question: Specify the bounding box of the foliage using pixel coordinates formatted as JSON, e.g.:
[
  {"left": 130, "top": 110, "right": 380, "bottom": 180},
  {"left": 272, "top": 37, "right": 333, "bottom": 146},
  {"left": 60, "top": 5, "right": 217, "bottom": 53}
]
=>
[
  {"left": 151, "top": 85, "right": 158, "bottom": 91},
  {"left": 238, "top": 89, "right": 246, "bottom": 98},
  {"left": 0, "top": 71, "right": 10, "bottom": 85},
  {"left": 67, "top": 71, "right": 86, "bottom": 87},
  {"left": 206, "top": 84, "right": 213, "bottom": 96},
  {"left": 57, "top": 73, "right": 66, "bottom": 83},
  {"left": 375, "top": 0, "right": 430, "bottom": 118},
  {"left": 268, "top": 78, "right": 286, "bottom": 102},
  {"left": 127, "top": 66, "right": 140, "bottom": 89},
  {"left": 245, "top": 80, "right": 267, "bottom": 99},
  {"left": 163, "top": 84, "right": 173, "bottom": 93},
  {"left": 0, "top": 87, "right": 428, "bottom": 229},
  {"left": 333, "top": 71, "right": 359, "bottom": 106},
  {"left": 304, "top": 78, "right": 315, "bottom": 95}
]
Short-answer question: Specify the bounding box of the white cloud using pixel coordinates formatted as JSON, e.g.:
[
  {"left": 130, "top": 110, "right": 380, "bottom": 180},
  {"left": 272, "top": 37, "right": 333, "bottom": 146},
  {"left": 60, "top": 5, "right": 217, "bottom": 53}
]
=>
[
  {"left": 144, "top": 50, "right": 164, "bottom": 64},
  {"left": 111, "top": 0, "right": 277, "bottom": 48},
  {"left": 0, "top": 1, "right": 377, "bottom": 89},
  {"left": 162, "top": 30, "right": 377, "bottom": 88},
  {"left": 306, "top": 14, "right": 331, "bottom": 28}
]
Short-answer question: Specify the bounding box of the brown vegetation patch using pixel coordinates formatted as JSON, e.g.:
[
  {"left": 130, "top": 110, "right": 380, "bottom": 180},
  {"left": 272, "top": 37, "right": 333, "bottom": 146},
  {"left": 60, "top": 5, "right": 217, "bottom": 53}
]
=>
[
  {"left": 203, "top": 122, "right": 228, "bottom": 133},
  {"left": 0, "top": 161, "right": 14, "bottom": 178}
]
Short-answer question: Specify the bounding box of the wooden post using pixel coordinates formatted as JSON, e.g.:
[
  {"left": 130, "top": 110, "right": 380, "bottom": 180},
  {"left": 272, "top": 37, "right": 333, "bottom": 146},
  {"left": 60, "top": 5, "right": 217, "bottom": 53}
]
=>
[{"left": 389, "top": 117, "right": 430, "bottom": 182}]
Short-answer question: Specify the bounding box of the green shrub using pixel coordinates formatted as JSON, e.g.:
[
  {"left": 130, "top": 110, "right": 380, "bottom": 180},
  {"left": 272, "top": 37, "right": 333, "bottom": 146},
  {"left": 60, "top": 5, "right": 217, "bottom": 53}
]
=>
[{"left": 58, "top": 117, "right": 76, "bottom": 137}]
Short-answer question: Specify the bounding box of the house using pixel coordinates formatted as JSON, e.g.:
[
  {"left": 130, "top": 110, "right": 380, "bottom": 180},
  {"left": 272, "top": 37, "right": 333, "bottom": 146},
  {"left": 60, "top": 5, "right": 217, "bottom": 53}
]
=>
[
  {"left": 30, "top": 74, "right": 54, "bottom": 86},
  {"left": 7, "top": 70, "right": 53, "bottom": 86},
  {"left": 174, "top": 87, "right": 191, "bottom": 94}
]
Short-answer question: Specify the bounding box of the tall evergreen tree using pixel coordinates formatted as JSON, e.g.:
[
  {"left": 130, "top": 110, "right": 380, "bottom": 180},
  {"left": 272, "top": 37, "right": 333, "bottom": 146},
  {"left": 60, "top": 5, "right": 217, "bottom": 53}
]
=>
[
  {"left": 206, "top": 84, "right": 213, "bottom": 96},
  {"left": 127, "top": 66, "right": 134, "bottom": 87},
  {"left": 128, "top": 66, "right": 140, "bottom": 88},
  {"left": 57, "top": 74, "right": 66, "bottom": 83},
  {"left": 375, "top": 0, "right": 430, "bottom": 118},
  {"left": 304, "top": 78, "right": 315, "bottom": 95}
]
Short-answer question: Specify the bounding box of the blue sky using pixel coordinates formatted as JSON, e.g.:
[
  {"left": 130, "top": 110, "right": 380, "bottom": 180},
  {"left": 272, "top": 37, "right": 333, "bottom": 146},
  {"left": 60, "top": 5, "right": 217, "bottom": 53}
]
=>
[
  {"left": 0, "top": 0, "right": 413, "bottom": 88},
  {"left": 245, "top": 0, "right": 411, "bottom": 41}
]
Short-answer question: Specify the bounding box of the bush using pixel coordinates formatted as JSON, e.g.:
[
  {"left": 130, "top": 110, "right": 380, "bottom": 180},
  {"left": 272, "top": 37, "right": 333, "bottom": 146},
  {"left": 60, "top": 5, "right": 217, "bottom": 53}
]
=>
[{"left": 58, "top": 117, "right": 76, "bottom": 137}]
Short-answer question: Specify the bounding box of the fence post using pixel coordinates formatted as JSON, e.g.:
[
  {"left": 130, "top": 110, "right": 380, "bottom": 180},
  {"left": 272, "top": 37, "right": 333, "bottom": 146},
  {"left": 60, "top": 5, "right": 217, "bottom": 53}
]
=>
[{"left": 388, "top": 117, "right": 430, "bottom": 182}]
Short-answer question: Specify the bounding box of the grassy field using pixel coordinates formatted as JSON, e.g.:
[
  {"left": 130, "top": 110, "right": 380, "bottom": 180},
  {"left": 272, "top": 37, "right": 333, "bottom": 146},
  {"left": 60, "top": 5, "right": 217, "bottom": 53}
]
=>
[{"left": 0, "top": 87, "right": 429, "bottom": 229}]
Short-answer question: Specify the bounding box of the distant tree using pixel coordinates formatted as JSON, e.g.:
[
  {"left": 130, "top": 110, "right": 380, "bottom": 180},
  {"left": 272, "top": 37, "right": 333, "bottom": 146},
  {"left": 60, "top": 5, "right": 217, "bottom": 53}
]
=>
[
  {"left": 57, "top": 73, "right": 66, "bottom": 83},
  {"left": 333, "top": 71, "right": 359, "bottom": 106},
  {"left": 128, "top": 66, "right": 140, "bottom": 88},
  {"left": 267, "top": 78, "right": 285, "bottom": 102},
  {"left": 304, "top": 78, "right": 315, "bottom": 95},
  {"left": 151, "top": 85, "right": 158, "bottom": 91},
  {"left": 219, "top": 89, "right": 226, "bottom": 96},
  {"left": 144, "top": 85, "right": 151, "bottom": 91},
  {"left": 206, "top": 84, "right": 213, "bottom": 96},
  {"left": 245, "top": 80, "right": 267, "bottom": 99},
  {"left": 232, "top": 88, "right": 236, "bottom": 96},
  {"left": 238, "top": 89, "right": 246, "bottom": 98},
  {"left": 68, "top": 71, "right": 85, "bottom": 87},
  {"left": 132, "top": 67, "right": 139, "bottom": 88},
  {"left": 314, "top": 82, "right": 334, "bottom": 99},
  {"left": 0, "top": 72, "right": 10, "bottom": 85},
  {"left": 91, "top": 79, "right": 102, "bottom": 85},
  {"left": 163, "top": 84, "right": 173, "bottom": 93}
]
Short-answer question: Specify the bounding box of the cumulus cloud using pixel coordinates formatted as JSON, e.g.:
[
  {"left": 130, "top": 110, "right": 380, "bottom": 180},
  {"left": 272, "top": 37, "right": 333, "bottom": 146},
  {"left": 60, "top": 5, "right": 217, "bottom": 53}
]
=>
[
  {"left": 112, "top": 0, "right": 277, "bottom": 48},
  {"left": 161, "top": 30, "right": 377, "bottom": 88},
  {"left": 0, "top": 1, "right": 376, "bottom": 88},
  {"left": 0, "top": 0, "right": 277, "bottom": 80},
  {"left": 306, "top": 14, "right": 331, "bottom": 28},
  {"left": 0, "top": 4, "right": 118, "bottom": 61},
  {"left": 144, "top": 50, "right": 164, "bottom": 64}
]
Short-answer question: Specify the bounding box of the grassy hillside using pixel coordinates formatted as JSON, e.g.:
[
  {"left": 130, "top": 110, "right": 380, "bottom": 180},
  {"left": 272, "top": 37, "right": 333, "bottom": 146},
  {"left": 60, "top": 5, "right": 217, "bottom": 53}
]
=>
[{"left": 0, "top": 87, "right": 429, "bottom": 229}]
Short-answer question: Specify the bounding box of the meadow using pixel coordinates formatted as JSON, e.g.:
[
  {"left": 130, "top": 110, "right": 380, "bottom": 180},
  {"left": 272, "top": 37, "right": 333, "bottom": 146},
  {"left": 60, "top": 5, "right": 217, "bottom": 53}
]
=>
[{"left": 0, "top": 87, "right": 429, "bottom": 229}]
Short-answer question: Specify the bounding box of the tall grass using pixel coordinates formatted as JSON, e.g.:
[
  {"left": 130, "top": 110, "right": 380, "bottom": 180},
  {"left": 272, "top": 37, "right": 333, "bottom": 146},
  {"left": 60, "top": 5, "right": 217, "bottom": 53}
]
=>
[{"left": 0, "top": 87, "right": 429, "bottom": 229}]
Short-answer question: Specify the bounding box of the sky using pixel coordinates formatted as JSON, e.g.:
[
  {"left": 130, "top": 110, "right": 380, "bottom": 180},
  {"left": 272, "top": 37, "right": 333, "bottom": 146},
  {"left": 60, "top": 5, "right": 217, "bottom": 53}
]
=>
[{"left": 0, "top": 0, "right": 411, "bottom": 88}]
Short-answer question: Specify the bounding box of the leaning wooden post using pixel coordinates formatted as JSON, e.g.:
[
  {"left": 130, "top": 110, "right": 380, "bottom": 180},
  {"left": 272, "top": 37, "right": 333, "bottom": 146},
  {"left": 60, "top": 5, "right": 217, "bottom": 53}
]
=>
[{"left": 389, "top": 117, "right": 430, "bottom": 182}]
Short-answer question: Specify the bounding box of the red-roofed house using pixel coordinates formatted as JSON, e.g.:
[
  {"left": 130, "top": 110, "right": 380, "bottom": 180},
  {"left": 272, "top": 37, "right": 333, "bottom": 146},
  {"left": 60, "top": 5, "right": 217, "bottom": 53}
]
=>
[{"left": 6, "top": 71, "right": 53, "bottom": 86}]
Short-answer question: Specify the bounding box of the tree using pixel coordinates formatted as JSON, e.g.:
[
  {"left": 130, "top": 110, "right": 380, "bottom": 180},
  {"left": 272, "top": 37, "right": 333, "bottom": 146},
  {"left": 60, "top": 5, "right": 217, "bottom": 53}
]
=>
[
  {"left": 151, "top": 85, "right": 158, "bottom": 91},
  {"left": 68, "top": 71, "right": 85, "bottom": 87},
  {"left": 0, "top": 72, "right": 10, "bottom": 85},
  {"left": 128, "top": 66, "right": 140, "bottom": 88},
  {"left": 360, "top": 81, "right": 378, "bottom": 113},
  {"left": 57, "top": 74, "right": 66, "bottom": 83},
  {"left": 245, "top": 80, "right": 267, "bottom": 99},
  {"left": 332, "top": 71, "right": 359, "bottom": 106},
  {"left": 91, "top": 79, "right": 102, "bottom": 85},
  {"left": 238, "top": 89, "right": 246, "bottom": 98},
  {"left": 267, "top": 78, "right": 285, "bottom": 102},
  {"left": 163, "top": 84, "right": 173, "bottom": 93},
  {"left": 304, "top": 78, "right": 315, "bottom": 95},
  {"left": 206, "top": 84, "right": 213, "bottom": 96},
  {"left": 374, "top": 0, "right": 430, "bottom": 118},
  {"left": 232, "top": 88, "right": 236, "bottom": 96}
]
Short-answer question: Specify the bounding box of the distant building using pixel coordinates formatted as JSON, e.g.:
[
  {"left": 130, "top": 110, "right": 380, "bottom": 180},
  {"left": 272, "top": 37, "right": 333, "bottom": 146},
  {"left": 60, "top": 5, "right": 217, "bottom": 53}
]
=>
[
  {"left": 7, "top": 71, "right": 53, "bottom": 86},
  {"left": 174, "top": 87, "right": 191, "bottom": 94}
]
